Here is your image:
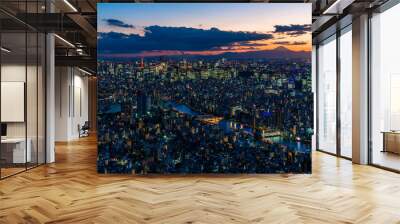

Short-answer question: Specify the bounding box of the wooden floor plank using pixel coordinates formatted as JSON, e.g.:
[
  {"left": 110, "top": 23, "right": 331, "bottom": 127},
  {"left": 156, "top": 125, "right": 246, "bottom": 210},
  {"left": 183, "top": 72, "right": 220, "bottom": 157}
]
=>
[{"left": 0, "top": 135, "right": 400, "bottom": 223}]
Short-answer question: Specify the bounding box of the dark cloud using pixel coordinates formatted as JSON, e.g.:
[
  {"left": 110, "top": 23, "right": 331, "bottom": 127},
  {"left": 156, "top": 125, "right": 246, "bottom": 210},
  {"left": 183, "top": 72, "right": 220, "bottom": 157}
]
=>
[
  {"left": 274, "top": 41, "right": 307, "bottom": 45},
  {"left": 274, "top": 24, "right": 311, "bottom": 32},
  {"left": 217, "top": 46, "right": 259, "bottom": 51},
  {"left": 274, "top": 24, "right": 311, "bottom": 36},
  {"left": 98, "top": 26, "right": 273, "bottom": 54},
  {"left": 273, "top": 41, "right": 289, "bottom": 45},
  {"left": 239, "top": 42, "right": 267, "bottom": 47},
  {"left": 104, "top": 19, "right": 134, "bottom": 28}
]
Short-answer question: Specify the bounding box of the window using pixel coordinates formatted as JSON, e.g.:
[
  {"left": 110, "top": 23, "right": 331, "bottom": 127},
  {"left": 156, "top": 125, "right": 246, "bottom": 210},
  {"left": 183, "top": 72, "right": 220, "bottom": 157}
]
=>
[
  {"left": 317, "top": 35, "right": 337, "bottom": 154},
  {"left": 339, "top": 26, "right": 352, "bottom": 158},
  {"left": 370, "top": 3, "right": 400, "bottom": 171}
]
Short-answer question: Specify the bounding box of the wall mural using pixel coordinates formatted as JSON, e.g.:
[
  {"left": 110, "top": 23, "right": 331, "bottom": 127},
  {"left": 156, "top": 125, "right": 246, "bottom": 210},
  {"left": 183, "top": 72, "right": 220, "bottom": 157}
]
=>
[{"left": 97, "top": 3, "right": 313, "bottom": 174}]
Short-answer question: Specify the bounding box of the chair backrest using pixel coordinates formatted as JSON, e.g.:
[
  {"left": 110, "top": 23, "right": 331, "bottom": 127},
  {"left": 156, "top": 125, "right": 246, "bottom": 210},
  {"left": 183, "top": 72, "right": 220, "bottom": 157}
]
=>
[{"left": 83, "top": 121, "right": 90, "bottom": 129}]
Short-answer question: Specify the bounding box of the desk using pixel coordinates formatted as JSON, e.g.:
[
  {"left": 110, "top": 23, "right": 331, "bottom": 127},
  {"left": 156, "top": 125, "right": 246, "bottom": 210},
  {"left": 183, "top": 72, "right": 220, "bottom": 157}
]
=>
[
  {"left": 382, "top": 131, "right": 400, "bottom": 154},
  {"left": 1, "top": 138, "right": 31, "bottom": 163}
]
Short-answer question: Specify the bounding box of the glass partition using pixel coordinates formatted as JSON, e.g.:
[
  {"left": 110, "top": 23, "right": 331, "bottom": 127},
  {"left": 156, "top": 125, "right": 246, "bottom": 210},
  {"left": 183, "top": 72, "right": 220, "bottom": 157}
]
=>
[
  {"left": 0, "top": 1, "right": 46, "bottom": 179},
  {"left": 1, "top": 31, "right": 28, "bottom": 177}
]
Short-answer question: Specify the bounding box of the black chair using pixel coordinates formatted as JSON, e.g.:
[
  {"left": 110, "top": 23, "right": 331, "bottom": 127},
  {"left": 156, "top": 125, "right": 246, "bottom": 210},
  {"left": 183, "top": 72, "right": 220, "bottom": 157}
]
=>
[{"left": 78, "top": 121, "right": 90, "bottom": 138}]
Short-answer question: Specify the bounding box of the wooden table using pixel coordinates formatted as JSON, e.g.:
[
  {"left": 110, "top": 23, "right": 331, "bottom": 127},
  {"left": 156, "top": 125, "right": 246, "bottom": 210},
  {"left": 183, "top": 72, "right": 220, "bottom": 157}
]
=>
[{"left": 382, "top": 131, "right": 400, "bottom": 154}]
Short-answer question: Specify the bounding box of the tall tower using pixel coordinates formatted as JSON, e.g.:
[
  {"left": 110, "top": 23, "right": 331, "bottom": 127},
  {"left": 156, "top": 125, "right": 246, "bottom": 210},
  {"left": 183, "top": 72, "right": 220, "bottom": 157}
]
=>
[{"left": 140, "top": 58, "right": 144, "bottom": 68}]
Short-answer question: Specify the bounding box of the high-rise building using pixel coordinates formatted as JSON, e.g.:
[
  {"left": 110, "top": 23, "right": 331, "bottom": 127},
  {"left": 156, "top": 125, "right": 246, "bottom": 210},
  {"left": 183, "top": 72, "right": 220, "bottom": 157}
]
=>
[{"left": 137, "top": 92, "right": 151, "bottom": 116}]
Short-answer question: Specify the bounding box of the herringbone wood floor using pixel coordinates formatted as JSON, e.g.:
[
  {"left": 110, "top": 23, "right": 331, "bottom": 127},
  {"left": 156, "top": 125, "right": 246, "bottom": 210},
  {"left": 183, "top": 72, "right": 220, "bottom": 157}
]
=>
[{"left": 1, "top": 135, "right": 400, "bottom": 224}]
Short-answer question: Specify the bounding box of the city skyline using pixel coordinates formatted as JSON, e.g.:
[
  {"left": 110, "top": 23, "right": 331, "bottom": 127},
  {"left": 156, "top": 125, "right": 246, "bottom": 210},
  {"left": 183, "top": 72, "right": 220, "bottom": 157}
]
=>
[
  {"left": 97, "top": 3, "right": 312, "bottom": 174},
  {"left": 98, "top": 3, "right": 311, "bottom": 58}
]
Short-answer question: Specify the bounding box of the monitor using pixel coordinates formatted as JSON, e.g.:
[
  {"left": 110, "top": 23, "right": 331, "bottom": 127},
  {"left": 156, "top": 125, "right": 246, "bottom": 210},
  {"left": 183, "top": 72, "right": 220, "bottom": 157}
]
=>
[{"left": 1, "top": 123, "right": 7, "bottom": 137}]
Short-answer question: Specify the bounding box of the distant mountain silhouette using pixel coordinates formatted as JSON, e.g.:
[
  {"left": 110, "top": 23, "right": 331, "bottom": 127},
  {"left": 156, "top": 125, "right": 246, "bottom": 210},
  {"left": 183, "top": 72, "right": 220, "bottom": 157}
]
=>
[{"left": 217, "top": 46, "right": 310, "bottom": 59}]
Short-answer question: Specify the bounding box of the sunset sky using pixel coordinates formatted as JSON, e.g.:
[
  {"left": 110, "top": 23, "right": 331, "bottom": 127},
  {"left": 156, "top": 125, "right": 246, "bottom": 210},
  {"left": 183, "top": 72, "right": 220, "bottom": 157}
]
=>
[{"left": 98, "top": 3, "right": 311, "bottom": 58}]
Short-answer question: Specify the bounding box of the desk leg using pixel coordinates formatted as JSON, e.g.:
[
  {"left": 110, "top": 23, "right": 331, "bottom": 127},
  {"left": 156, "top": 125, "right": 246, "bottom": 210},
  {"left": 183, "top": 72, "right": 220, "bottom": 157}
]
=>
[{"left": 382, "top": 133, "right": 386, "bottom": 153}]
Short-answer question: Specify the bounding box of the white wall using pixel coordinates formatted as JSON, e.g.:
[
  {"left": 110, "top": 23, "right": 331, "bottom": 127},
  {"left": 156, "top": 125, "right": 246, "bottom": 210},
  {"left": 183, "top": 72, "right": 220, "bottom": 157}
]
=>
[
  {"left": 1, "top": 64, "right": 26, "bottom": 138},
  {"left": 55, "top": 67, "right": 89, "bottom": 141},
  {"left": 73, "top": 73, "right": 89, "bottom": 138},
  {"left": 1, "top": 63, "right": 46, "bottom": 164},
  {"left": 1, "top": 64, "right": 26, "bottom": 81},
  {"left": 1, "top": 64, "right": 42, "bottom": 137},
  {"left": 55, "top": 66, "right": 70, "bottom": 141}
]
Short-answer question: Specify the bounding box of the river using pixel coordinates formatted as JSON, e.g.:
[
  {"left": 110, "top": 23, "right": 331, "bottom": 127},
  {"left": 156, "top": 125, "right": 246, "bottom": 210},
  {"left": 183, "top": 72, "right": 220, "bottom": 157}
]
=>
[{"left": 168, "top": 101, "right": 311, "bottom": 152}]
